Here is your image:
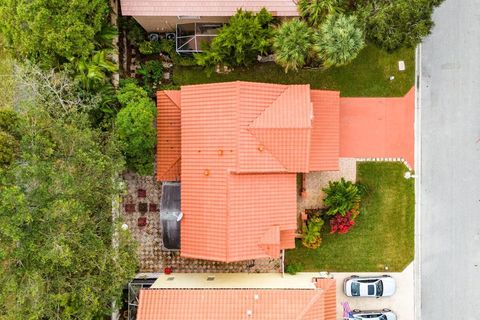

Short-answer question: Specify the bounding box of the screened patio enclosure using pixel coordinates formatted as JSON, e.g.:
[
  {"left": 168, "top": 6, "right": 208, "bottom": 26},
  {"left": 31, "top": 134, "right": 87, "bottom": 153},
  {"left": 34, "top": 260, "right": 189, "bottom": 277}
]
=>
[{"left": 176, "top": 22, "right": 223, "bottom": 53}]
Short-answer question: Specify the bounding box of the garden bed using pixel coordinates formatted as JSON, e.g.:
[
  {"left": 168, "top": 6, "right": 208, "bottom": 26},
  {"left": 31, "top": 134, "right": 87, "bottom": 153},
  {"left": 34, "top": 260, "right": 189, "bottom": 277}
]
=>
[
  {"left": 173, "top": 45, "right": 414, "bottom": 97},
  {"left": 285, "top": 162, "right": 414, "bottom": 272}
]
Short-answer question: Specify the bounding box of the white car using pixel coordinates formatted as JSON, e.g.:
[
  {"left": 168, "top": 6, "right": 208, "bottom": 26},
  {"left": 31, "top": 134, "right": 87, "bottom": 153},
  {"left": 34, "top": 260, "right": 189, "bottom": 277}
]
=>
[
  {"left": 351, "top": 309, "right": 397, "bottom": 320},
  {"left": 344, "top": 275, "right": 396, "bottom": 297}
]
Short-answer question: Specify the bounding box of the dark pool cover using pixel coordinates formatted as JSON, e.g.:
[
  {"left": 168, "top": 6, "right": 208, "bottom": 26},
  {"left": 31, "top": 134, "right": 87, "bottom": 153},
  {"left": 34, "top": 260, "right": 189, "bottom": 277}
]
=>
[{"left": 160, "top": 182, "right": 181, "bottom": 250}]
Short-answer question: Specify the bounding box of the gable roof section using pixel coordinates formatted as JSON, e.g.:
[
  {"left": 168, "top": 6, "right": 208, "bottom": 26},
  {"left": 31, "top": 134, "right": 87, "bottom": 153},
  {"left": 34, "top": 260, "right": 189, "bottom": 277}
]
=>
[
  {"left": 120, "top": 0, "right": 299, "bottom": 17},
  {"left": 137, "top": 285, "right": 335, "bottom": 320},
  {"left": 309, "top": 90, "right": 340, "bottom": 171},
  {"left": 156, "top": 91, "right": 181, "bottom": 181}
]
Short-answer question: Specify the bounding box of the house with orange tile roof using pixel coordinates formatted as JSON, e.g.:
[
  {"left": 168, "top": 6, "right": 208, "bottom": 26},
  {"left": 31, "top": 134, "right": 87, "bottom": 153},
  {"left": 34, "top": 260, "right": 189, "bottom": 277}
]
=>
[
  {"left": 120, "top": 0, "right": 299, "bottom": 32},
  {"left": 157, "top": 81, "right": 341, "bottom": 262},
  {"left": 136, "top": 273, "right": 336, "bottom": 320},
  {"left": 157, "top": 81, "right": 415, "bottom": 263}
]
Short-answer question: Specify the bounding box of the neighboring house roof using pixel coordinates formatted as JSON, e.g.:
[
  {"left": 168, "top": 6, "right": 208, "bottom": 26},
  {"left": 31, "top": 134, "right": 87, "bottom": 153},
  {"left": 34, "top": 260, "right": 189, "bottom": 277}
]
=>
[
  {"left": 136, "top": 277, "right": 336, "bottom": 320},
  {"left": 157, "top": 82, "right": 340, "bottom": 262},
  {"left": 339, "top": 87, "right": 415, "bottom": 169},
  {"left": 120, "top": 0, "right": 299, "bottom": 17}
]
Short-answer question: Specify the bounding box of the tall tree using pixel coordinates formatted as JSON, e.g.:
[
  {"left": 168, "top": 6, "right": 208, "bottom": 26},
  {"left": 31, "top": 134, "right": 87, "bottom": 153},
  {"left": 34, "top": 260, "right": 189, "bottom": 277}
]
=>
[
  {"left": 115, "top": 82, "right": 156, "bottom": 175},
  {"left": 0, "top": 0, "right": 109, "bottom": 67},
  {"left": 0, "top": 65, "right": 137, "bottom": 319},
  {"left": 195, "top": 8, "right": 274, "bottom": 68},
  {"left": 273, "top": 19, "right": 313, "bottom": 72},
  {"left": 367, "top": 0, "right": 436, "bottom": 51},
  {"left": 297, "top": 0, "right": 344, "bottom": 26},
  {"left": 314, "top": 14, "right": 365, "bottom": 67}
]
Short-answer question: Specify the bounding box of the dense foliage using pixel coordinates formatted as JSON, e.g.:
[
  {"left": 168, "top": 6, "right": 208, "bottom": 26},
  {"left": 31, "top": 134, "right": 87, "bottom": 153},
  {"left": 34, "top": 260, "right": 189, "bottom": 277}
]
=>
[
  {"left": 366, "top": 0, "right": 436, "bottom": 51},
  {"left": 115, "top": 82, "right": 156, "bottom": 175},
  {"left": 137, "top": 60, "right": 164, "bottom": 93},
  {"left": 314, "top": 14, "right": 365, "bottom": 67},
  {"left": 0, "top": 0, "right": 109, "bottom": 67},
  {"left": 285, "top": 262, "right": 305, "bottom": 275},
  {"left": 298, "top": 0, "right": 344, "bottom": 26},
  {"left": 0, "top": 109, "right": 20, "bottom": 167},
  {"left": 0, "top": 67, "right": 137, "bottom": 319},
  {"left": 323, "top": 178, "right": 362, "bottom": 216},
  {"left": 273, "top": 19, "right": 313, "bottom": 72},
  {"left": 195, "top": 8, "right": 274, "bottom": 68}
]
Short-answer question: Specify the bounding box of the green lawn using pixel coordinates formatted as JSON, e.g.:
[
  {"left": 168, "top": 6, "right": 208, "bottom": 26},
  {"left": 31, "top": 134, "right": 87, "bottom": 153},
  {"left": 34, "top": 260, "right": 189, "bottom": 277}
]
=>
[
  {"left": 285, "top": 162, "right": 414, "bottom": 272},
  {"left": 173, "top": 45, "right": 415, "bottom": 97}
]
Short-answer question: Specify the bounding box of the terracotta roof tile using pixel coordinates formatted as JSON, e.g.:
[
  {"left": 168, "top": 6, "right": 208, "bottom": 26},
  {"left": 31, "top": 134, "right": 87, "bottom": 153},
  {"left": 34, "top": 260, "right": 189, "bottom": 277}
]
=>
[
  {"left": 137, "top": 286, "right": 336, "bottom": 320},
  {"left": 309, "top": 90, "right": 340, "bottom": 171},
  {"left": 120, "top": 0, "right": 299, "bottom": 17},
  {"left": 157, "top": 91, "right": 181, "bottom": 181}
]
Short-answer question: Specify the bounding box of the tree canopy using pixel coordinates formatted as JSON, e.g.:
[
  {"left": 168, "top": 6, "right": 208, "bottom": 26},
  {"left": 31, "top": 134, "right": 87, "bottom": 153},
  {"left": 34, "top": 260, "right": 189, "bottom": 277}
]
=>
[
  {"left": 0, "top": 0, "right": 109, "bottom": 67},
  {"left": 366, "top": 0, "right": 436, "bottom": 51},
  {"left": 115, "top": 82, "right": 156, "bottom": 175},
  {"left": 297, "top": 0, "right": 344, "bottom": 26},
  {"left": 195, "top": 8, "right": 274, "bottom": 68},
  {"left": 314, "top": 14, "right": 365, "bottom": 67},
  {"left": 0, "top": 66, "right": 137, "bottom": 319},
  {"left": 273, "top": 19, "right": 313, "bottom": 72}
]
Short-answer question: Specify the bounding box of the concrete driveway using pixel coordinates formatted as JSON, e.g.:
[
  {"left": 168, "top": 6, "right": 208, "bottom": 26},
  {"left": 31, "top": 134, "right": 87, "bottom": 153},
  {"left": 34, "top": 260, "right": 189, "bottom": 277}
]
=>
[{"left": 332, "top": 262, "right": 414, "bottom": 319}]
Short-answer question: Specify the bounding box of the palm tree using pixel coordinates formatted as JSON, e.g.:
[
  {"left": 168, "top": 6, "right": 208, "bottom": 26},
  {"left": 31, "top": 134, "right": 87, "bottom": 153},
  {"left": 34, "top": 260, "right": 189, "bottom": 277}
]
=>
[
  {"left": 273, "top": 19, "right": 313, "bottom": 73},
  {"left": 314, "top": 14, "right": 365, "bottom": 68},
  {"left": 297, "top": 0, "right": 344, "bottom": 26},
  {"left": 71, "top": 50, "right": 117, "bottom": 91}
]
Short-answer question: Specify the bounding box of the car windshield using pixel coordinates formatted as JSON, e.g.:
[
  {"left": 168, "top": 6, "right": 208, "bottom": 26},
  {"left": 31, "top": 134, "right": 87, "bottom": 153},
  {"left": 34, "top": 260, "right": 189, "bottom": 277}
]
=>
[
  {"left": 376, "top": 280, "right": 384, "bottom": 296},
  {"left": 351, "top": 282, "right": 360, "bottom": 296}
]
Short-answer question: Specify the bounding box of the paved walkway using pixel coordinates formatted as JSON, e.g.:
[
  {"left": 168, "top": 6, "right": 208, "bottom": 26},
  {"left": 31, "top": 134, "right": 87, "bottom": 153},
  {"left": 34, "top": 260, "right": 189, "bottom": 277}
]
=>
[
  {"left": 333, "top": 262, "right": 414, "bottom": 320},
  {"left": 340, "top": 88, "right": 415, "bottom": 169}
]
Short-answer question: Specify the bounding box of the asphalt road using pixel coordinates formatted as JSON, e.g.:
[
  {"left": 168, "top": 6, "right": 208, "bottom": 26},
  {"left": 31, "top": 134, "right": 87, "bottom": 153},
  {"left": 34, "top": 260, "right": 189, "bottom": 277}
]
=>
[{"left": 419, "top": 0, "right": 480, "bottom": 318}]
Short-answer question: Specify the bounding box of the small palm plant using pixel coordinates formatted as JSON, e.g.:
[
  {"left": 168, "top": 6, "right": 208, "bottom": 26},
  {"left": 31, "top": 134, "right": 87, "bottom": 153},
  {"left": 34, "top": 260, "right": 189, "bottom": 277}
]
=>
[
  {"left": 273, "top": 19, "right": 313, "bottom": 72},
  {"left": 322, "top": 178, "right": 361, "bottom": 216},
  {"left": 314, "top": 13, "right": 365, "bottom": 68},
  {"left": 301, "top": 216, "right": 324, "bottom": 249},
  {"left": 70, "top": 50, "right": 117, "bottom": 91},
  {"left": 297, "top": 0, "right": 343, "bottom": 26}
]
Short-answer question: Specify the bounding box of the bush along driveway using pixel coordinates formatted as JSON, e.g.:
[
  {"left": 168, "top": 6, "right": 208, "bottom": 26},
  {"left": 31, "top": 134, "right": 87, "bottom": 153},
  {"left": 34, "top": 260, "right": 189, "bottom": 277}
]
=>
[{"left": 285, "top": 162, "right": 414, "bottom": 272}]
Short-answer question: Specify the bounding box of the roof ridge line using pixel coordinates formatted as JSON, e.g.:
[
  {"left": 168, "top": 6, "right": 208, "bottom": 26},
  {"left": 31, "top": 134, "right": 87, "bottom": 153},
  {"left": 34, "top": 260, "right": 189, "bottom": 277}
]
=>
[
  {"left": 295, "top": 290, "right": 324, "bottom": 320},
  {"left": 162, "top": 90, "right": 181, "bottom": 110}
]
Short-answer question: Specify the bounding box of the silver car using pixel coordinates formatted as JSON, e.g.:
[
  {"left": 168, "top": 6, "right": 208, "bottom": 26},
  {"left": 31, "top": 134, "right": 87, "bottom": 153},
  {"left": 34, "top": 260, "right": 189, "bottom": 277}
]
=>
[
  {"left": 344, "top": 275, "right": 396, "bottom": 297},
  {"left": 351, "top": 309, "right": 397, "bottom": 320}
]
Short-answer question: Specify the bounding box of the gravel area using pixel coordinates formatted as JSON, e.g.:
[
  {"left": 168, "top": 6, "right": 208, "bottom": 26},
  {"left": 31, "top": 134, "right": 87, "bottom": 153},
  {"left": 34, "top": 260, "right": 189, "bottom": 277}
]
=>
[
  {"left": 297, "top": 158, "right": 357, "bottom": 216},
  {"left": 121, "top": 172, "right": 281, "bottom": 273}
]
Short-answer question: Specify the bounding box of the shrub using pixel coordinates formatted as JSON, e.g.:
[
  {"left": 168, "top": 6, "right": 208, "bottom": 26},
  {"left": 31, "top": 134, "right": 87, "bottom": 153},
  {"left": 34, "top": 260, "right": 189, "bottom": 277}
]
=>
[
  {"left": 137, "top": 60, "right": 164, "bottom": 91},
  {"left": 273, "top": 19, "right": 313, "bottom": 72},
  {"left": 138, "top": 41, "right": 162, "bottom": 55},
  {"left": 314, "top": 14, "right": 365, "bottom": 67},
  {"left": 329, "top": 211, "right": 355, "bottom": 234},
  {"left": 0, "top": 130, "right": 18, "bottom": 167},
  {"left": 322, "top": 178, "right": 361, "bottom": 216},
  {"left": 115, "top": 83, "right": 156, "bottom": 175},
  {"left": 0, "top": 109, "right": 20, "bottom": 136},
  {"left": 285, "top": 262, "right": 305, "bottom": 275},
  {"left": 195, "top": 8, "right": 274, "bottom": 68},
  {"left": 367, "top": 0, "right": 436, "bottom": 51},
  {"left": 297, "top": 0, "right": 344, "bottom": 26},
  {"left": 120, "top": 17, "right": 146, "bottom": 46},
  {"left": 301, "top": 216, "right": 324, "bottom": 249}
]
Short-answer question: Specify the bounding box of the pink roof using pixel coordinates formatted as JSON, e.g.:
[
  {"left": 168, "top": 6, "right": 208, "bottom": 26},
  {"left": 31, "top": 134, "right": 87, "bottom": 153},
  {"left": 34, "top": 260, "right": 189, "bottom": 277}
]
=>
[
  {"left": 120, "top": 0, "right": 299, "bottom": 17},
  {"left": 137, "top": 279, "right": 336, "bottom": 320},
  {"left": 339, "top": 87, "right": 415, "bottom": 168},
  {"left": 157, "top": 82, "right": 341, "bottom": 262}
]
